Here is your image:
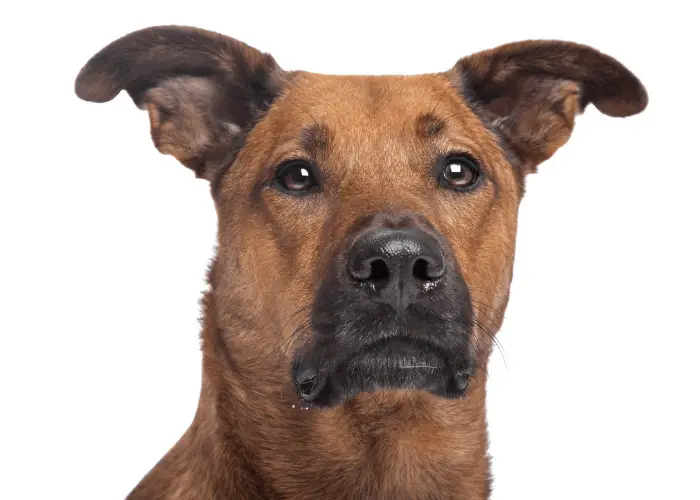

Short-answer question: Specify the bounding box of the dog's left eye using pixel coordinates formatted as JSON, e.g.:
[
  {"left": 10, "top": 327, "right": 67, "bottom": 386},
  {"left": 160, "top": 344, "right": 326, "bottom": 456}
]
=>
[
  {"left": 274, "top": 161, "right": 319, "bottom": 195},
  {"left": 438, "top": 155, "right": 482, "bottom": 191}
]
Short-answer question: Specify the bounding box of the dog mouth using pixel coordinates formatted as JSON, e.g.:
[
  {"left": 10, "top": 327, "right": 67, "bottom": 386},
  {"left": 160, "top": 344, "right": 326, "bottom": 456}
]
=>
[{"left": 292, "top": 337, "right": 474, "bottom": 408}]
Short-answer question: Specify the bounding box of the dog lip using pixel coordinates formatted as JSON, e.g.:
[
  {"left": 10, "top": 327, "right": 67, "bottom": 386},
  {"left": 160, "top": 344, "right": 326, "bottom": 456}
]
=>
[
  {"left": 292, "top": 336, "right": 474, "bottom": 407},
  {"left": 453, "top": 371, "right": 470, "bottom": 392},
  {"left": 345, "top": 336, "right": 448, "bottom": 372},
  {"left": 398, "top": 363, "right": 440, "bottom": 369},
  {"left": 293, "top": 367, "right": 323, "bottom": 402}
]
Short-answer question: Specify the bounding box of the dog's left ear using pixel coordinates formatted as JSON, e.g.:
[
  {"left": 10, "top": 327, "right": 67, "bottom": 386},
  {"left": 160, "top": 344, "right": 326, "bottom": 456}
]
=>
[
  {"left": 448, "top": 41, "right": 648, "bottom": 174},
  {"left": 75, "top": 25, "right": 288, "bottom": 181}
]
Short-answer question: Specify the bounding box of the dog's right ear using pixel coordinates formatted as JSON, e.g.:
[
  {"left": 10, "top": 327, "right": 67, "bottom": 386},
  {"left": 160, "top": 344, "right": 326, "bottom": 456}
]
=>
[
  {"left": 75, "top": 25, "right": 288, "bottom": 181},
  {"left": 447, "top": 41, "right": 647, "bottom": 175}
]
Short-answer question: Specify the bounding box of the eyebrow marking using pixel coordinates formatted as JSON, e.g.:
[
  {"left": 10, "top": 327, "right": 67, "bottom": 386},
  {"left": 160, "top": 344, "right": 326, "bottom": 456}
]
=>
[
  {"left": 300, "top": 123, "right": 330, "bottom": 159},
  {"left": 416, "top": 112, "right": 445, "bottom": 138}
]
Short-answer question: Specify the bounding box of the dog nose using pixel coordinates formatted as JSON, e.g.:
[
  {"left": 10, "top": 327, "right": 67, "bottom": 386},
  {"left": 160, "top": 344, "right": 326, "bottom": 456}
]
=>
[{"left": 347, "top": 228, "right": 445, "bottom": 310}]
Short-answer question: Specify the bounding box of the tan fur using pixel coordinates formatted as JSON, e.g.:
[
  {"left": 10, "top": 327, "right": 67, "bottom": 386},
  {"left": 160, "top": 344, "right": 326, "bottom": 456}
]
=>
[
  {"left": 74, "top": 26, "right": 647, "bottom": 500},
  {"left": 128, "top": 74, "right": 518, "bottom": 500}
]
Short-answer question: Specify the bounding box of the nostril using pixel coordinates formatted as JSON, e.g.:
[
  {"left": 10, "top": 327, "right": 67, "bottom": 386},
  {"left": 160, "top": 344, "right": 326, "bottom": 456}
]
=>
[
  {"left": 412, "top": 257, "right": 445, "bottom": 281},
  {"left": 413, "top": 258, "right": 430, "bottom": 281},
  {"left": 369, "top": 259, "right": 390, "bottom": 282},
  {"left": 349, "top": 257, "right": 391, "bottom": 284}
]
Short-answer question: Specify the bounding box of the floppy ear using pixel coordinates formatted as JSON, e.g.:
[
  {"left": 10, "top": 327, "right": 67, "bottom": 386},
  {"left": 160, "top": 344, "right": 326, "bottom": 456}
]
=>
[
  {"left": 448, "top": 41, "right": 648, "bottom": 174},
  {"left": 75, "top": 25, "right": 288, "bottom": 181}
]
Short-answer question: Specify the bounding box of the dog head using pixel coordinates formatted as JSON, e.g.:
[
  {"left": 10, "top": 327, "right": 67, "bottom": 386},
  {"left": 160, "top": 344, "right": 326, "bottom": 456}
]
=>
[{"left": 76, "top": 26, "right": 646, "bottom": 409}]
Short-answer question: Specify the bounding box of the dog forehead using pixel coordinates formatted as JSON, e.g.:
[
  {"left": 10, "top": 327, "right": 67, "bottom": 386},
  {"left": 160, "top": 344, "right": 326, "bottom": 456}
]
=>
[
  {"left": 270, "top": 72, "right": 478, "bottom": 134},
  {"left": 242, "top": 71, "right": 494, "bottom": 178},
  {"left": 289, "top": 72, "right": 450, "bottom": 103}
]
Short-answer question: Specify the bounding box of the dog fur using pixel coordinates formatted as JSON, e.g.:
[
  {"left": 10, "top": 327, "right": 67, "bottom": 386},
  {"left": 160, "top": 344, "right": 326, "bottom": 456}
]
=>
[{"left": 75, "top": 26, "right": 647, "bottom": 499}]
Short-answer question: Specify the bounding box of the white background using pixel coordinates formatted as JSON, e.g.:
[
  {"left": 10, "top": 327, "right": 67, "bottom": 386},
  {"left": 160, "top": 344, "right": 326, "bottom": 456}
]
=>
[{"left": 1, "top": 1, "right": 699, "bottom": 499}]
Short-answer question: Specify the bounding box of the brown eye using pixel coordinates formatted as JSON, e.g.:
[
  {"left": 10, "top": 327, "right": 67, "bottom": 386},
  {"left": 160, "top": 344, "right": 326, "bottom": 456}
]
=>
[
  {"left": 439, "top": 156, "right": 482, "bottom": 191},
  {"left": 275, "top": 161, "right": 319, "bottom": 195}
]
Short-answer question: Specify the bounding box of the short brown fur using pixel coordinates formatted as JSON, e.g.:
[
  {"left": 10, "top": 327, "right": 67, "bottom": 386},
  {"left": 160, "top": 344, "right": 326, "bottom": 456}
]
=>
[{"left": 75, "top": 26, "right": 647, "bottom": 499}]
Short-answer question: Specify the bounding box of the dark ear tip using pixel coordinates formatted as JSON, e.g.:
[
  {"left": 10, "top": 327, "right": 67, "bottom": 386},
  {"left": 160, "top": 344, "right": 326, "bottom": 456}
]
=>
[
  {"left": 594, "top": 77, "right": 649, "bottom": 118},
  {"left": 74, "top": 62, "right": 121, "bottom": 103}
]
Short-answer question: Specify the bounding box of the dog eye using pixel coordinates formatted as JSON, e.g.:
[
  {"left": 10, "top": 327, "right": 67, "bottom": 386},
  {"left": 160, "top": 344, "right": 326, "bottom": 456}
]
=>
[
  {"left": 439, "top": 155, "right": 482, "bottom": 191},
  {"left": 275, "top": 161, "right": 319, "bottom": 195}
]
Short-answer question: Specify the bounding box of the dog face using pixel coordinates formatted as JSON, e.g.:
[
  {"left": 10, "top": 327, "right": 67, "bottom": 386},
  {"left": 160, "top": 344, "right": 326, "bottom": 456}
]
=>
[
  {"left": 247, "top": 74, "right": 515, "bottom": 407},
  {"left": 76, "top": 26, "right": 646, "bottom": 409}
]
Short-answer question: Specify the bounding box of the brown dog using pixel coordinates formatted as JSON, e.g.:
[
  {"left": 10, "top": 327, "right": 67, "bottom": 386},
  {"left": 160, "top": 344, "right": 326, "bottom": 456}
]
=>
[{"left": 75, "top": 26, "right": 647, "bottom": 499}]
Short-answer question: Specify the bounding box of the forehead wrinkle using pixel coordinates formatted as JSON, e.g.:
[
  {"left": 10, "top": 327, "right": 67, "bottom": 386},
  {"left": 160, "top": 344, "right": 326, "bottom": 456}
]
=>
[
  {"left": 299, "top": 122, "right": 331, "bottom": 162},
  {"left": 416, "top": 112, "right": 446, "bottom": 139}
]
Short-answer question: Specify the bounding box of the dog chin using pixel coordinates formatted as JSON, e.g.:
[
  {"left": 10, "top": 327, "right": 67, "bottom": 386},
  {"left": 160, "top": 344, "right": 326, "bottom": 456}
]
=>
[{"left": 292, "top": 337, "right": 474, "bottom": 408}]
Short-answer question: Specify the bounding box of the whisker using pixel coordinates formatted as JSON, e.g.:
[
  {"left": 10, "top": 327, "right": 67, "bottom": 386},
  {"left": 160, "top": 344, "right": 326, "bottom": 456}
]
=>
[
  {"left": 471, "top": 305, "right": 503, "bottom": 330},
  {"left": 429, "top": 86, "right": 450, "bottom": 116},
  {"left": 473, "top": 318, "right": 508, "bottom": 368},
  {"left": 280, "top": 303, "right": 314, "bottom": 324},
  {"left": 274, "top": 296, "right": 349, "bottom": 363},
  {"left": 435, "top": 108, "right": 470, "bottom": 129},
  {"left": 469, "top": 297, "right": 501, "bottom": 313}
]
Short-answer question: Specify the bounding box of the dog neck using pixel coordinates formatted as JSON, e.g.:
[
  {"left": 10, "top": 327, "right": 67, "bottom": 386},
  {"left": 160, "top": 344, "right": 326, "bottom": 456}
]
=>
[{"left": 128, "top": 290, "right": 492, "bottom": 500}]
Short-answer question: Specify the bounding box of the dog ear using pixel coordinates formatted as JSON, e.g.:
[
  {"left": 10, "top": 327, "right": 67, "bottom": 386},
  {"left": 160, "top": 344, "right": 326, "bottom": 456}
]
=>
[
  {"left": 448, "top": 41, "right": 647, "bottom": 174},
  {"left": 75, "top": 25, "right": 288, "bottom": 181}
]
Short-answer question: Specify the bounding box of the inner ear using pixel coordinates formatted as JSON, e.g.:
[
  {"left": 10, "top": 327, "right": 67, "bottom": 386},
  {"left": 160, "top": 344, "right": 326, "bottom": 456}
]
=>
[
  {"left": 481, "top": 76, "right": 582, "bottom": 173},
  {"left": 480, "top": 76, "right": 578, "bottom": 122},
  {"left": 142, "top": 76, "right": 242, "bottom": 180},
  {"left": 75, "top": 25, "right": 288, "bottom": 183},
  {"left": 449, "top": 40, "right": 648, "bottom": 174}
]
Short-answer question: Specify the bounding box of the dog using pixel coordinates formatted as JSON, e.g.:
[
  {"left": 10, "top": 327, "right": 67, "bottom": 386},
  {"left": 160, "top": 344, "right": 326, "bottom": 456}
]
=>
[{"left": 75, "top": 25, "right": 647, "bottom": 499}]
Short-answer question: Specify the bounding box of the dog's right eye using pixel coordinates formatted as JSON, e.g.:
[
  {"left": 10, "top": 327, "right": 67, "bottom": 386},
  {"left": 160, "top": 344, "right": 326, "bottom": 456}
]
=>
[{"left": 274, "top": 161, "right": 319, "bottom": 195}]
